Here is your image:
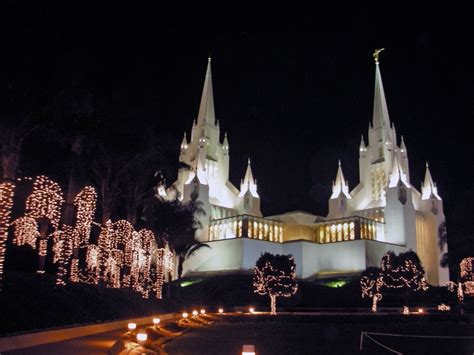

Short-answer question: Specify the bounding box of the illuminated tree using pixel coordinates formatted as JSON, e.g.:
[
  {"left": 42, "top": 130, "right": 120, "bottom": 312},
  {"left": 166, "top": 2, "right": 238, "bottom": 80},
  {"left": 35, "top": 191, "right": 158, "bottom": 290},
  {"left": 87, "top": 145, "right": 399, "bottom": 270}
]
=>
[
  {"left": 253, "top": 252, "right": 298, "bottom": 315},
  {"left": 69, "top": 186, "right": 97, "bottom": 282},
  {"left": 360, "top": 267, "right": 383, "bottom": 312},
  {"left": 24, "top": 176, "right": 64, "bottom": 273},
  {"left": 360, "top": 251, "right": 428, "bottom": 311},
  {"left": 380, "top": 251, "right": 428, "bottom": 293},
  {"left": 447, "top": 257, "right": 474, "bottom": 304}
]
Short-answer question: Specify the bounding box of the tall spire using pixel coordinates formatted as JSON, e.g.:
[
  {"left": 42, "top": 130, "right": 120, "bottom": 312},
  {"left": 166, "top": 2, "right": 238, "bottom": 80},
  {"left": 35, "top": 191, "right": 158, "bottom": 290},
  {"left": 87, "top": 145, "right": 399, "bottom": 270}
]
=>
[
  {"left": 196, "top": 57, "right": 216, "bottom": 126},
  {"left": 331, "top": 160, "right": 351, "bottom": 199},
  {"left": 359, "top": 135, "right": 366, "bottom": 152},
  {"left": 400, "top": 136, "right": 407, "bottom": 153},
  {"left": 422, "top": 162, "right": 441, "bottom": 200},
  {"left": 372, "top": 55, "right": 391, "bottom": 130},
  {"left": 388, "top": 151, "right": 409, "bottom": 188},
  {"left": 239, "top": 158, "right": 259, "bottom": 197}
]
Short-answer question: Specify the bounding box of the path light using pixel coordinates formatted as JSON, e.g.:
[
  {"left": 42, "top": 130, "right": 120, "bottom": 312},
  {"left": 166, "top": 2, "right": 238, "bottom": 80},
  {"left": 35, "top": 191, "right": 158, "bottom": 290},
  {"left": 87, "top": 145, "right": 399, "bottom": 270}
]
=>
[
  {"left": 128, "top": 323, "right": 137, "bottom": 332},
  {"left": 418, "top": 308, "right": 424, "bottom": 314},
  {"left": 137, "top": 332, "right": 147, "bottom": 343},
  {"left": 218, "top": 308, "right": 224, "bottom": 314},
  {"left": 242, "top": 344, "right": 256, "bottom": 355},
  {"left": 152, "top": 318, "right": 160, "bottom": 326},
  {"left": 249, "top": 307, "right": 255, "bottom": 314},
  {"left": 182, "top": 312, "right": 188, "bottom": 318},
  {"left": 403, "top": 306, "right": 409, "bottom": 315},
  {"left": 192, "top": 310, "right": 198, "bottom": 316},
  {"left": 200, "top": 309, "right": 206, "bottom": 314}
]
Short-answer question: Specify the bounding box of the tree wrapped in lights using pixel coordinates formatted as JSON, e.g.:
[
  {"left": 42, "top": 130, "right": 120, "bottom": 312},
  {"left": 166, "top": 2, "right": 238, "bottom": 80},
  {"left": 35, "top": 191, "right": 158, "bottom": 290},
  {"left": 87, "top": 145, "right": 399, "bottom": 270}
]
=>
[
  {"left": 0, "top": 181, "right": 15, "bottom": 290},
  {"left": 153, "top": 244, "right": 174, "bottom": 299},
  {"left": 23, "top": 176, "right": 64, "bottom": 273},
  {"left": 360, "top": 267, "right": 384, "bottom": 312},
  {"left": 70, "top": 186, "right": 97, "bottom": 282},
  {"left": 253, "top": 252, "right": 298, "bottom": 315},
  {"left": 447, "top": 257, "right": 474, "bottom": 303},
  {"left": 12, "top": 216, "right": 38, "bottom": 249},
  {"left": 380, "top": 251, "right": 428, "bottom": 292},
  {"left": 113, "top": 220, "right": 134, "bottom": 287},
  {"left": 360, "top": 251, "right": 428, "bottom": 311}
]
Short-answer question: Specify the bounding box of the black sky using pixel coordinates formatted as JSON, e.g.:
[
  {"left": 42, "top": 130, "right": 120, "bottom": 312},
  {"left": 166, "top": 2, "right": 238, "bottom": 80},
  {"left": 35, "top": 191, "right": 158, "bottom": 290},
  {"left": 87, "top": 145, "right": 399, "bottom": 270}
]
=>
[{"left": 1, "top": 2, "right": 473, "bottom": 240}]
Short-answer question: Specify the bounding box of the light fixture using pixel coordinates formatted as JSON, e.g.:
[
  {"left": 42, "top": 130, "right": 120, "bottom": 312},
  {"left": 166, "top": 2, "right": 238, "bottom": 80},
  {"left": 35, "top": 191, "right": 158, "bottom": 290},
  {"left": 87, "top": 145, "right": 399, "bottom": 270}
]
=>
[
  {"left": 200, "top": 309, "right": 206, "bottom": 314},
  {"left": 192, "top": 310, "right": 198, "bottom": 316},
  {"left": 242, "top": 344, "right": 256, "bottom": 355},
  {"left": 136, "top": 332, "right": 147, "bottom": 343},
  {"left": 218, "top": 308, "right": 224, "bottom": 314},
  {"left": 128, "top": 323, "right": 137, "bottom": 331},
  {"left": 152, "top": 318, "right": 160, "bottom": 326},
  {"left": 182, "top": 312, "right": 188, "bottom": 318},
  {"left": 249, "top": 307, "right": 255, "bottom": 314}
]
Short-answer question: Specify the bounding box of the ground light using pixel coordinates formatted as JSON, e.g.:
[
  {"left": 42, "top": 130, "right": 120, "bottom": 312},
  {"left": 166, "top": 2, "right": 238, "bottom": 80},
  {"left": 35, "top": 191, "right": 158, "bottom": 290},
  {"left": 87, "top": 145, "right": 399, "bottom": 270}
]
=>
[
  {"left": 218, "top": 308, "right": 224, "bottom": 314},
  {"left": 242, "top": 344, "right": 256, "bottom": 355},
  {"left": 136, "top": 332, "right": 147, "bottom": 344},
  {"left": 200, "top": 309, "right": 206, "bottom": 314},
  {"left": 192, "top": 310, "right": 198, "bottom": 316},
  {"left": 249, "top": 307, "right": 255, "bottom": 314},
  {"left": 182, "top": 312, "right": 189, "bottom": 318},
  {"left": 128, "top": 323, "right": 137, "bottom": 332},
  {"left": 418, "top": 308, "right": 424, "bottom": 314},
  {"left": 152, "top": 318, "right": 160, "bottom": 326}
]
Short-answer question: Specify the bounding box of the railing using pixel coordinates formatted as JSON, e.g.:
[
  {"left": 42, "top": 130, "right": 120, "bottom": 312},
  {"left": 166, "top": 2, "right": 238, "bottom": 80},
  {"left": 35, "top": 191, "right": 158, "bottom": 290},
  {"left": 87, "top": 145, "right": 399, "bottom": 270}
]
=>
[
  {"left": 314, "top": 216, "right": 385, "bottom": 244},
  {"left": 209, "top": 214, "right": 283, "bottom": 243}
]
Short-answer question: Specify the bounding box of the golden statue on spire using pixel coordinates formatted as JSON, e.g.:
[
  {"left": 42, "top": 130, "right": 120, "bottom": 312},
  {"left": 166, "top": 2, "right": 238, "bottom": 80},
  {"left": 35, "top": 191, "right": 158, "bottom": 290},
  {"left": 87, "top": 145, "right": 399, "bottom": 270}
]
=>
[{"left": 373, "top": 48, "right": 385, "bottom": 64}]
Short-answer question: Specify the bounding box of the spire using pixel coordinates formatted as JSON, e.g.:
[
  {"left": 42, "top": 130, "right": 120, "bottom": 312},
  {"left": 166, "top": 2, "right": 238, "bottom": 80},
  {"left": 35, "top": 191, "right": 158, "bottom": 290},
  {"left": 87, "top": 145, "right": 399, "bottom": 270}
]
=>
[
  {"left": 196, "top": 57, "right": 216, "bottom": 126},
  {"left": 239, "top": 158, "right": 259, "bottom": 197},
  {"left": 180, "top": 132, "right": 188, "bottom": 150},
  {"left": 359, "top": 135, "right": 366, "bottom": 152},
  {"left": 195, "top": 147, "right": 208, "bottom": 184},
  {"left": 388, "top": 151, "right": 409, "bottom": 188},
  {"left": 422, "top": 162, "right": 441, "bottom": 200},
  {"left": 331, "top": 160, "right": 351, "bottom": 199},
  {"left": 372, "top": 58, "right": 391, "bottom": 130},
  {"left": 400, "top": 136, "right": 407, "bottom": 153}
]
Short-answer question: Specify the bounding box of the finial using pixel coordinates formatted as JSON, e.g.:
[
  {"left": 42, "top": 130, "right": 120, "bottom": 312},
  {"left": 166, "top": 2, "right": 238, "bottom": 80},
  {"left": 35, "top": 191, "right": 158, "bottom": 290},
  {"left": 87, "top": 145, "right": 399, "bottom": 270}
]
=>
[
  {"left": 248, "top": 157, "right": 251, "bottom": 165},
  {"left": 208, "top": 56, "right": 212, "bottom": 63},
  {"left": 338, "top": 159, "right": 341, "bottom": 167},
  {"left": 426, "top": 161, "right": 429, "bottom": 168},
  {"left": 373, "top": 48, "right": 385, "bottom": 64},
  {"left": 401, "top": 135, "right": 405, "bottom": 142}
]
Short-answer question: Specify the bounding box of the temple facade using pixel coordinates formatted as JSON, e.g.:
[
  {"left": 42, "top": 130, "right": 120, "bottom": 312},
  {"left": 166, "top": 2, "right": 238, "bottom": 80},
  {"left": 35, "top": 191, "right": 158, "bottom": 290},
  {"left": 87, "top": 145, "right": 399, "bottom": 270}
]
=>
[{"left": 165, "top": 56, "right": 448, "bottom": 286}]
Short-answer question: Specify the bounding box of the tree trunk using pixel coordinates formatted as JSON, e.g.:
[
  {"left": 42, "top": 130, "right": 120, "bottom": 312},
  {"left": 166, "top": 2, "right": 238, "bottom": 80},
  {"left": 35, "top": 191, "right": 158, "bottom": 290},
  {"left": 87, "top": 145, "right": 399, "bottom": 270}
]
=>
[
  {"left": 270, "top": 294, "right": 277, "bottom": 315},
  {"left": 0, "top": 181, "right": 15, "bottom": 292},
  {"left": 37, "top": 219, "right": 49, "bottom": 273},
  {"left": 371, "top": 294, "right": 379, "bottom": 312}
]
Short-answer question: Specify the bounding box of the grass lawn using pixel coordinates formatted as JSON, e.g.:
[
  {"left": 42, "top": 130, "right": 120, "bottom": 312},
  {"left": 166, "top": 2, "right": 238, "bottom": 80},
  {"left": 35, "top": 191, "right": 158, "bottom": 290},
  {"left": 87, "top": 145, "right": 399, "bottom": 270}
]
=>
[{"left": 165, "top": 314, "right": 474, "bottom": 355}]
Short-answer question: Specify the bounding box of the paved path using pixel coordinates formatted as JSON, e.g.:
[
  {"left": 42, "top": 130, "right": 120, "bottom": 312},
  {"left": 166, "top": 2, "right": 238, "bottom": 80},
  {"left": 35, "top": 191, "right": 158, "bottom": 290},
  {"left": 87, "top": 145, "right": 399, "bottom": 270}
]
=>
[{"left": 4, "top": 328, "right": 125, "bottom": 355}]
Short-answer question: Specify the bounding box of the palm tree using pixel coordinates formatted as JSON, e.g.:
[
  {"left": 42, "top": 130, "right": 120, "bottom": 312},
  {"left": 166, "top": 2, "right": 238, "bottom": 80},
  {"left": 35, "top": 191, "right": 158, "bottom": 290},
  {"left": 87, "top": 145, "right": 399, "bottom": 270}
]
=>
[{"left": 150, "top": 198, "right": 209, "bottom": 280}]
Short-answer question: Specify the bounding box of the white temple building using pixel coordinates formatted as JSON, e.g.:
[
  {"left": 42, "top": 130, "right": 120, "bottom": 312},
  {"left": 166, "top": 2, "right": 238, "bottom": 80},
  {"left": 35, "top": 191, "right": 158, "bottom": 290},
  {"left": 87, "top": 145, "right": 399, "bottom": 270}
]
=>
[{"left": 165, "top": 55, "right": 448, "bottom": 286}]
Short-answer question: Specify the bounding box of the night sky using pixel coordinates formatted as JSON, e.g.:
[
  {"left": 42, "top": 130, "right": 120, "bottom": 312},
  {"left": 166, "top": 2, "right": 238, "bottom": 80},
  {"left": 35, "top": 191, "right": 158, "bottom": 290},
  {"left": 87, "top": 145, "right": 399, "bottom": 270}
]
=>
[{"left": 1, "top": 3, "right": 473, "bottom": 243}]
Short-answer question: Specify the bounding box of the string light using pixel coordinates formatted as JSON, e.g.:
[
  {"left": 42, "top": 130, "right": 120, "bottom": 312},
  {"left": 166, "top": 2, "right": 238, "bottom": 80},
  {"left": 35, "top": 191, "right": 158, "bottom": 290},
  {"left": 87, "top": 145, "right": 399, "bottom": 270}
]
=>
[
  {"left": 0, "top": 181, "right": 15, "bottom": 290},
  {"left": 70, "top": 187, "right": 97, "bottom": 282},
  {"left": 12, "top": 216, "right": 38, "bottom": 248},
  {"left": 253, "top": 254, "right": 298, "bottom": 315},
  {"left": 4, "top": 176, "right": 174, "bottom": 298},
  {"left": 361, "top": 252, "right": 428, "bottom": 312},
  {"left": 25, "top": 176, "right": 64, "bottom": 273}
]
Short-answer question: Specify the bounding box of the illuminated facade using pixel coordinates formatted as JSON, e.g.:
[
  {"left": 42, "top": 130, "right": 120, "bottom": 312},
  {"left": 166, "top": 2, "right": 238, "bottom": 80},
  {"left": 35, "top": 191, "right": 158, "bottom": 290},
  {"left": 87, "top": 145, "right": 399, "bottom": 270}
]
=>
[{"left": 166, "top": 57, "right": 448, "bottom": 286}]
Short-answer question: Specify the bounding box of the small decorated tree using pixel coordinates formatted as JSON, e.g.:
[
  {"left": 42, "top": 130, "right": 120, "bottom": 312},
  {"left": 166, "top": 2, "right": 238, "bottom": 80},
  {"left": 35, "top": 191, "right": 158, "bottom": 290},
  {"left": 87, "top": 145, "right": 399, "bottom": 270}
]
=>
[
  {"left": 360, "top": 267, "right": 383, "bottom": 312},
  {"left": 361, "top": 251, "right": 428, "bottom": 311},
  {"left": 253, "top": 252, "right": 298, "bottom": 315}
]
